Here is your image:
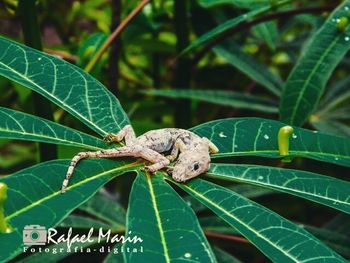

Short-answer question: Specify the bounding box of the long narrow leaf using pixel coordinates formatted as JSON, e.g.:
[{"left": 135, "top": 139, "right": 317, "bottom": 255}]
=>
[
  {"left": 143, "top": 89, "right": 278, "bottom": 113},
  {"left": 213, "top": 41, "right": 283, "bottom": 96},
  {"left": 198, "top": 0, "right": 270, "bottom": 9},
  {"left": 311, "top": 120, "right": 350, "bottom": 138},
  {"left": 0, "top": 159, "right": 139, "bottom": 262},
  {"left": 207, "top": 164, "right": 350, "bottom": 214},
  {"left": 0, "top": 37, "right": 129, "bottom": 136},
  {"left": 280, "top": 1, "right": 350, "bottom": 125},
  {"left": 0, "top": 107, "right": 106, "bottom": 150},
  {"left": 252, "top": 21, "right": 278, "bottom": 50},
  {"left": 124, "top": 173, "right": 216, "bottom": 262},
  {"left": 200, "top": 216, "right": 350, "bottom": 258},
  {"left": 191, "top": 118, "right": 350, "bottom": 167},
  {"left": 78, "top": 192, "right": 126, "bottom": 228},
  {"left": 176, "top": 179, "right": 346, "bottom": 262},
  {"left": 182, "top": 0, "right": 290, "bottom": 55}
]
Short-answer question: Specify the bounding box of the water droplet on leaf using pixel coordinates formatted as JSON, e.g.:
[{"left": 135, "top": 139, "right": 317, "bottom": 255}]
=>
[{"left": 219, "top": 132, "right": 227, "bottom": 138}]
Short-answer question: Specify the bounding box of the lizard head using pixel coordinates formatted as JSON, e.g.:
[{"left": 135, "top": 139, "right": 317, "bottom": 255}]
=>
[{"left": 171, "top": 151, "right": 210, "bottom": 182}]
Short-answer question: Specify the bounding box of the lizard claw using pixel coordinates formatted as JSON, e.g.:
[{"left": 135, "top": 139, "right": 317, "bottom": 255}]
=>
[
  {"left": 103, "top": 133, "right": 121, "bottom": 144},
  {"left": 141, "top": 166, "right": 156, "bottom": 173},
  {"left": 172, "top": 175, "right": 186, "bottom": 182},
  {"left": 166, "top": 166, "right": 173, "bottom": 175}
]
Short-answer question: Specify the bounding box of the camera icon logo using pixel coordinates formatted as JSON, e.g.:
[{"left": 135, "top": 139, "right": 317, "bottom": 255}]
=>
[{"left": 23, "top": 225, "right": 47, "bottom": 246}]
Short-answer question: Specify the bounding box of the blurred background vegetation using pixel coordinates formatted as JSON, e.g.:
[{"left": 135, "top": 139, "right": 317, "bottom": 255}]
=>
[{"left": 0, "top": 0, "right": 349, "bottom": 261}]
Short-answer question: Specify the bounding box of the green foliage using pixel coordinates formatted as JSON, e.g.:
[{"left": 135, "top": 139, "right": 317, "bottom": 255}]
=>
[
  {"left": 192, "top": 118, "right": 350, "bottom": 167},
  {"left": 280, "top": 1, "right": 350, "bottom": 125},
  {"left": 207, "top": 164, "right": 350, "bottom": 213},
  {"left": 125, "top": 173, "right": 215, "bottom": 262},
  {"left": 144, "top": 89, "right": 279, "bottom": 113},
  {"left": 197, "top": 0, "right": 272, "bottom": 9},
  {"left": 181, "top": 3, "right": 281, "bottom": 55},
  {"left": 0, "top": 107, "right": 106, "bottom": 150},
  {"left": 213, "top": 40, "right": 283, "bottom": 96},
  {"left": 0, "top": 0, "right": 350, "bottom": 262},
  {"left": 176, "top": 178, "right": 345, "bottom": 262},
  {"left": 0, "top": 37, "right": 129, "bottom": 136}
]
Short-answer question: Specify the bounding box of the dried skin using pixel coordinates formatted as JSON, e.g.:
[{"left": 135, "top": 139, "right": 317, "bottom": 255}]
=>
[{"left": 61, "top": 125, "right": 218, "bottom": 193}]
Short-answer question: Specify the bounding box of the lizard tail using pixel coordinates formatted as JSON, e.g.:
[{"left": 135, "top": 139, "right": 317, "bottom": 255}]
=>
[{"left": 61, "top": 147, "right": 139, "bottom": 193}]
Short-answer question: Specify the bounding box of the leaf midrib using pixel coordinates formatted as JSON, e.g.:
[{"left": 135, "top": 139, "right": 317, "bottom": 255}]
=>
[
  {"left": 288, "top": 33, "right": 341, "bottom": 124},
  {"left": 206, "top": 172, "right": 350, "bottom": 212},
  {"left": 146, "top": 174, "right": 171, "bottom": 263},
  {"left": 182, "top": 184, "right": 300, "bottom": 262},
  {"left": 0, "top": 128, "right": 103, "bottom": 150},
  {"left": 212, "top": 150, "right": 350, "bottom": 160}
]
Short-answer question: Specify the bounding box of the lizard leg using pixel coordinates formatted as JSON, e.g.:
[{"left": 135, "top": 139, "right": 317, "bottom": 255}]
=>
[
  {"left": 140, "top": 148, "right": 170, "bottom": 173},
  {"left": 202, "top": 137, "right": 219, "bottom": 154},
  {"left": 166, "top": 146, "right": 179, "bottom": 162},
  {"left": 103, "top": 125, "right": 136, "bottom": 145},
  {"left": 174, "top": 138, "right": 187, "bottom": 152},
  {"left": 62, "top": 146, "right": 141, "bottom": 193}
]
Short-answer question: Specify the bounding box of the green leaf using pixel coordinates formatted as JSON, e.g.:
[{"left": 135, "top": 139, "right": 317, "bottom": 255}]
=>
[
  {"left": 78, "top": 32, "right": 108, "bottom": 77},
  {"left": 191, "top": 118, "right": 350, "bottom": 167},
  {"left": 182, "top": 1, "right": 290, "bottom": 55},
  {"left": 280, "top": 1, "right": 350, "bottom": 126},
  {"left": 201, "top": 216, "right": 350, "bottom": 258},
  {"left": 320, "top": 76, "right": 350, "bottom": 113},
  {"left": 78, "top": 32, "right": 108, "bottom": 66},
  {"left": 197, "top": 0, "right": 271, "bottom": 9},
  {"left": 104, "top": 243, "right": 124, "bottom": 263},
  {"left": 124, "top": 173, "right": 216, "bottom": 262},
  {"left": 311, "top": 120, "right": 350, "bottom": 138},
  {"left": 207, "top": 163, "right": 350, "bottom": 214},
  {"left": 0, "top": 36, "right": 129, "bottom": 136},
  {"left": 213, "top": 41, "right": 283, "bottom": 96},
  {"left": 60, "top": 214, "right": 113, "bottom": 230},
  {"left": 20, "top": 239, "right": 103, "bottom": 263},
  {"left": 0, "top": 159, "right": 139, "bottom": 262},
  {"left": 324, "top": 214, "right": 350, "bottom": 236},
  {"left": 252, "top": 21, "right": 278, "bottom": 50},
  {"left": 143, "top": 89, "right": 278, "bottom": 113},
  {"left": 78, "top": 192, "right": 126, "bottom": 229},
  {"left": 200, "top": 216, "right": 240, "bottom": 235},
  {"left": 212, "top": 246, "right": 242, "bottom": 263},
  {"left": 306, "top": 225, "right": 350, "bottom": 258},
  {"left": 176, "top": 179, "right": 346, "bottom": 262},
  {"left": 314, "top": 107, "right": 350, "bottom": 122},
  {"left": 0, "top": 106, "right": 106, "bottom": 150},
  {"left": 0, "top": 141, "right": 35, "bottom": 169},
  {"left": 229, "top": 184, "right": 277, "bottom": 198},
  {"left": 185, "top": 184, "right": 277, "bottom": 213}
]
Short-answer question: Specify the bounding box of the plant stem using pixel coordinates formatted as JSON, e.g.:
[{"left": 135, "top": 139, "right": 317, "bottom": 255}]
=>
[
  {"left": 85, "top": 0, "right": 150, "bottom": 73},
  {"left": 205, "top": 231, "right": 250, "bottom": 244},
  {"left": 192, "top": 5, "right": 337, "bottom": 65},
  {"left": 174, "top": 0, "right": 192, "bottom": 128},
  {"left": 44, "top": 48, "right": 77, "bottom": 63},
  {"left": 18, "top": 0, "right": 57, "bottom": 162},
  {"left": 108, "top": 0, "right": 122, "bottom": 95},
  {"left": 151, "top": 1, "right": 160, "bottom": 88}
]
